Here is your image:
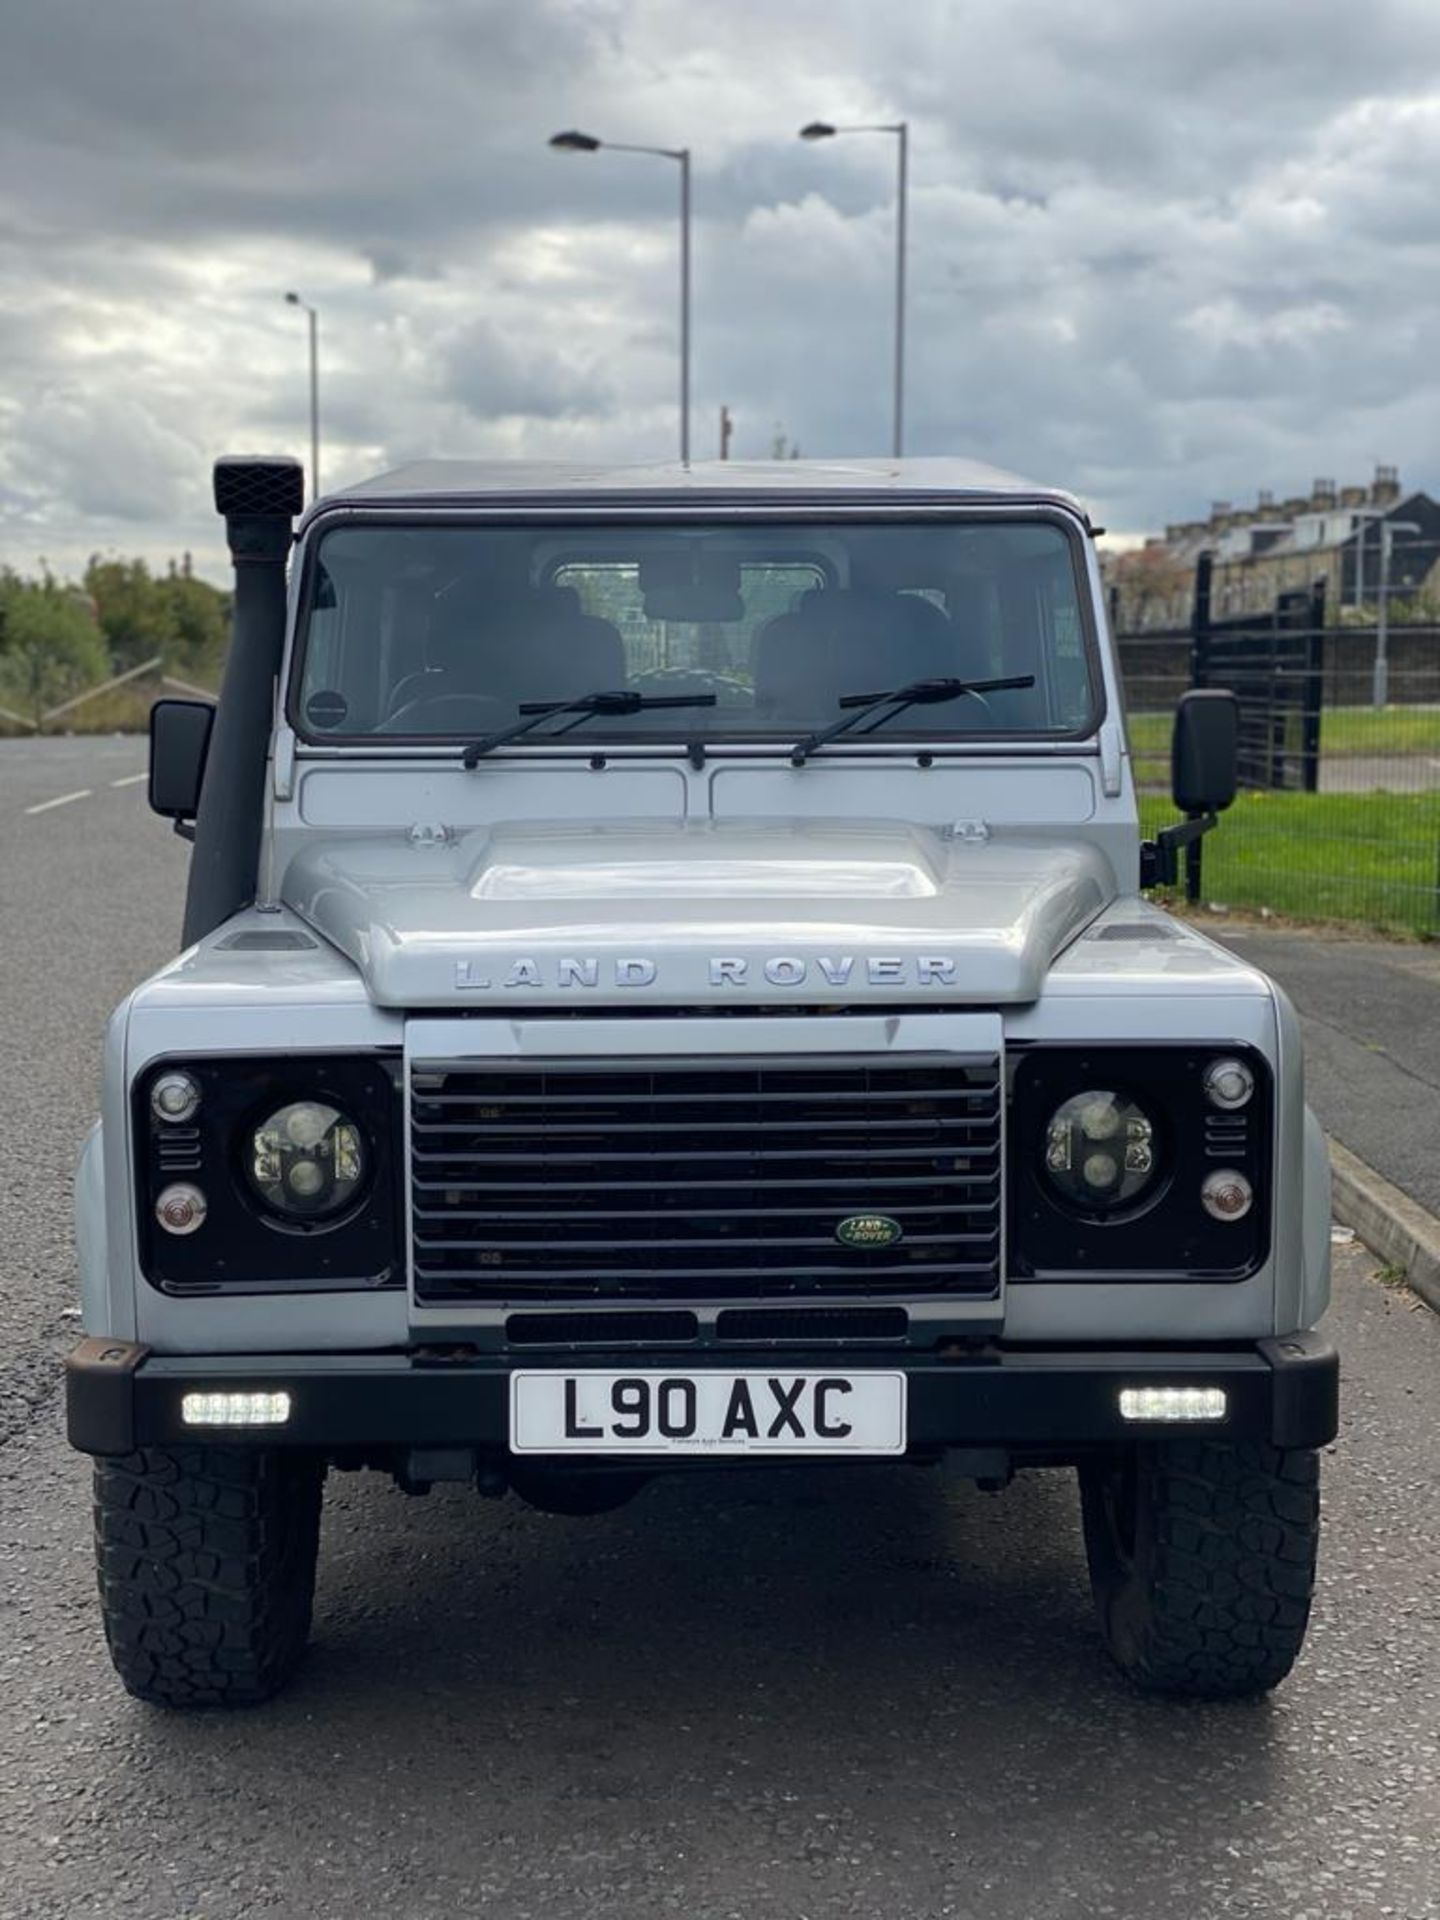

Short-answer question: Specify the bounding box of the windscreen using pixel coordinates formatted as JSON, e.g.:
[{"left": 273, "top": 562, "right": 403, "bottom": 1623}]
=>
[{"left": 293, "top": 518, "right": 1098, "bottom": 743}]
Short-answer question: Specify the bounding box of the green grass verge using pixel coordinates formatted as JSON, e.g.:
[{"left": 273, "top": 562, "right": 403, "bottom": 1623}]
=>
[
  {"left": 1140, "top": 790, "right": 1440, "bottom": 936},
  {"left": 1128, "top": 705, "right": 1440, "bottom": 761}
]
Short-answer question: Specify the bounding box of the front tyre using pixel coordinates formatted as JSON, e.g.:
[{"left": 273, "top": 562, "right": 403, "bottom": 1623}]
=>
[
  {"left": 93, "top": 1445, "right": 323, "bottom": 1708},
  {"left": 1079, "top": 1438, "right": 1320, "bottom": 1698}
]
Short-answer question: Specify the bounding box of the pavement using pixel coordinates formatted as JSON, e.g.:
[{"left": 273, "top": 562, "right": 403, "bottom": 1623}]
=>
[
  {"left": 1136, "top": 754, "right": 1440, "bottom": 795},
  {"left": 1214, "top": 925, "right": 1440, "bottom": 1220},
  {"left": 1212, "top": 922, "right": 1440, "bottom": 1304},
  {"left": 2, "top": 737, "right": 1440, "bottom": 1920},
  {"left": 1317, "top": 754, "right": 1440, "bottom": 794}
]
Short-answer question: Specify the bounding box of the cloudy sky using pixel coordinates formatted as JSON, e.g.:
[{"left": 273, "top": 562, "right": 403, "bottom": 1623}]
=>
[{"left": 4, "top": 0, "right": 1440, "bottom": 580}]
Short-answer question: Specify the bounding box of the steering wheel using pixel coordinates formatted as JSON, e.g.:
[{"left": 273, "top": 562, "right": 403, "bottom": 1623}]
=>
[
  {"left": 376, "top": 693, "right": 513, "bottom": 736},
  {"left": 629, "top": 666, "right": 754, "bottom": 706}
]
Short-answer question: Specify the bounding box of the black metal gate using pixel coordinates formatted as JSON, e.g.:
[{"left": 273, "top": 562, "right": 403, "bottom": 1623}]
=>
[{"left": 1191, "top": 552, "right": 1325, "bottom": 794}]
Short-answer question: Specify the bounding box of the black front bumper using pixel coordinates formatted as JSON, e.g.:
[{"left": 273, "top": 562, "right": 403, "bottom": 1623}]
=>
[{"left": 66, "top": 1333, "right": 1339, "bottom": 1458}]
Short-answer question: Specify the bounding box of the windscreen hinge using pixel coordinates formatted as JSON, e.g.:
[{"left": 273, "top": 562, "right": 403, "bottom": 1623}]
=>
[
  {"left": 1099, "top": 722, "right": 1123, "bottom": 797},
  {"left": 272, "top": 726, "right": 296, "bottom": 801}
]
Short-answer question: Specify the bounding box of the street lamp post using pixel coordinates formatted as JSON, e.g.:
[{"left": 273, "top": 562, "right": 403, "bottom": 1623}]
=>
[
  {"left": 549, "top": 130, "right": 692, "bottom": 465},
  {"left": 799, "top": 119, "right": 909, "bottom": 458},
  {"left": 1374, "top": 518, "right": 1421, "bottom": 708},
  {"left": 284, "top": 291, "right": 320, "bottom": 502}
]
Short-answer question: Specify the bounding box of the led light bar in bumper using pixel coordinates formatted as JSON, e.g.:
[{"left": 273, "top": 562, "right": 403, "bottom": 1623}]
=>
[
  {"left": 1119, "top": 1385, "right": 1227, "bottom": 1423},
  {"left": 181, "top": 1390, "right": 293, "bottom": 1428}
]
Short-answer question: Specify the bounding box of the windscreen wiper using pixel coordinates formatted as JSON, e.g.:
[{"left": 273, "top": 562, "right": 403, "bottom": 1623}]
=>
[
  {"left": 788, "top": 674, "right": 1036, "bottom": 766},
  {"left": 462, "top": 690, "right": 717, "bottom": 768}
]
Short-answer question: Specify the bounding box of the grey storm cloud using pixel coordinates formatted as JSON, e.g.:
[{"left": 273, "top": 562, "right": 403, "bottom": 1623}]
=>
[{"left": 4, "top": 0, "right": 1440, "bottom": 575}]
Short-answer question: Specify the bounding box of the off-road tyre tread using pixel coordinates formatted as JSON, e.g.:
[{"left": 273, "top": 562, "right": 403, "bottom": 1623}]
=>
[
  {"left": 93, "top": 1444, "right": 323, "bottom": 1708},
  {"left": 1081, "top": 1438, "right": 1320, "bottom": 1699}
]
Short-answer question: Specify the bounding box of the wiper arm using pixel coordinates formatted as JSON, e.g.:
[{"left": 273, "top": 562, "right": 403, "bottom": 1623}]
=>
[
  {"left": 789, "top": 675, "right": 1036, "bottom": 766},
  {"left": 462, "top": 690, "right": 717, "bottom": 768}
]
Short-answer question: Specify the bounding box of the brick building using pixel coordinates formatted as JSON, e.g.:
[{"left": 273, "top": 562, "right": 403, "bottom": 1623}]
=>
[{"left": 1106, "top": 467, "right": 1440, "bottom": 631}]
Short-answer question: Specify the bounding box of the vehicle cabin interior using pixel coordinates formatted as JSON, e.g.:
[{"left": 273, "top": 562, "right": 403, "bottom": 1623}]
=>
[{"left": 295, "top": 519, "right": 1096, "bottom": 742}]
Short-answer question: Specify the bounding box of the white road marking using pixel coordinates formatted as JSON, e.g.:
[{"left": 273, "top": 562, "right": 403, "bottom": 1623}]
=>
[
  {"left": 24, "top": 788, "right": 92, "bottom": 815},
  {"left": 110, "top": 773, "right": 147, "bottom": 788}
]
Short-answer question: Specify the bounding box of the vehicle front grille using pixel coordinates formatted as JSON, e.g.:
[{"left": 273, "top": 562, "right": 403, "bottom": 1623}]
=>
[{"left": 409, "top": 1053, "right": 1002, "bottom": 1304}]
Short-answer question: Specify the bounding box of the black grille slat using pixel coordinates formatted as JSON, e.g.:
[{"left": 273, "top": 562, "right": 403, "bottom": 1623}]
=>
[
  {"left": 414, "top": 1085, "right": 993, "bottom": 1109},
  {"left": 506, "top": 1311, "right": 699, "bottom": 1347},
  {"left": 412, "top": 1116, "right": 996, "bottom": 1141},
  {"left": 410, "top": 1159, "right": 998, "bottom": 1190},
  {"left": 417, "top": 1264, "right": 999, "bottom": 1288},
  {"left": 410, "top": 1052, "right": 1002, "bottom": 1304},
  {"left": 717, "top": 1307, "right": 910, "bottom": 1343},
  {"left": 413, "top": 1207, "right": 995, "bottom": 1229},
  {"left": 408, "top": 1143, "right": 1001, "bottom": 1169}
]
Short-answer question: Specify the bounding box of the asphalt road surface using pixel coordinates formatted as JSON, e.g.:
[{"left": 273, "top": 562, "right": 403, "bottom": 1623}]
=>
[{"left": 3, "top": 738, "right": 1439, "bottom": 1920}]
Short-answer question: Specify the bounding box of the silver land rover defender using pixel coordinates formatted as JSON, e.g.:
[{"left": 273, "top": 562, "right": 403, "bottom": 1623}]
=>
[{"left": 66, "top": 455, "right": 1337, "bottom": 1708}]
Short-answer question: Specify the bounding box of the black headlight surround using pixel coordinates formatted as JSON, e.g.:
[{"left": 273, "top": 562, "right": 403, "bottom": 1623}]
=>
[
  {"left": 1009, "top": 1044, "right": 1272, "bottom": 1281},
  {"left": 134, "top": 1052, "right": 402, "bottom": 1294}
]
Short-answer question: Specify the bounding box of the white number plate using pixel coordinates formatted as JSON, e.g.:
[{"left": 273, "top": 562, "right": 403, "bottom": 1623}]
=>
[{"left": 510, "top": 1370, "right": 907, "bottom": 1457}]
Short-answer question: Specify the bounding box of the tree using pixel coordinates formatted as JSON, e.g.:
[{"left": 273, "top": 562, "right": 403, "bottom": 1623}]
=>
[
  {"left": 79, "top": 554, "right": 228, "bottom": 683},
  {"left": 1106, "top": 542, "right": 1192, "bottom": 633},
  {"left": 0, "top": 569, "right": 111, "bottom": 727},
  {"left": 83, "top": 556, "right": 180, "bottom": 671},
  {"left": 160, "top": 557, "right": 229, "bottom": 681}
]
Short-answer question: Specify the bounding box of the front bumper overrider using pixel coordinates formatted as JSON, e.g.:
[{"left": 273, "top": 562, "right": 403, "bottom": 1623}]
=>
[{"left": 66, "top": 1332, "right": 1339, "bottom": 1458}]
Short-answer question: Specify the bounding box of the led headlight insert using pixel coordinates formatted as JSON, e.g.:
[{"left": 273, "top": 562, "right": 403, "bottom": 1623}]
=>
[
  {"left": 245, "top": 1100, "right": 366, "bottom": 1222},
  {"left": 1044, "top": 1089, "right": 1159, "bottom": 1214}
]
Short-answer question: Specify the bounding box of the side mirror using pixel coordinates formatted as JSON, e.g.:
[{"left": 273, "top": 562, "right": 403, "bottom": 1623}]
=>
[
  {"left": 149, "top": 698, "right": 215, "bottom": 825},
  {"left": 1172, "top": 689, "right": 1238, "bottom": 815}
]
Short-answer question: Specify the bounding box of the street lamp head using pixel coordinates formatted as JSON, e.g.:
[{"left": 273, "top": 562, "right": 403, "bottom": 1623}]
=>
[
  {"left": 284, "top": 291, "right": 301, "bottom": 305},
  {"left": 799, "top": 121, "right": 837, "bottom": 141},
  {"left": 550, "top": 129, "right": 603, "bottom": 152}
]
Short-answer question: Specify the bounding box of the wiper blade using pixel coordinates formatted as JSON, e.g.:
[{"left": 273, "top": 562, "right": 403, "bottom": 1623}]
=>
[
  {"left": 789, "top": 674, "right": 1036, "bottom": 766},
  {"left": 463, "top": 690, "right": 717, "bottom": 767}
]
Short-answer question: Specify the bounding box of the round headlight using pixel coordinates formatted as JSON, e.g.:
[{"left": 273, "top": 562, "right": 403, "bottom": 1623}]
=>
[
  {"left": 245, "top": 1100, "right": 366, "bottom": 1221},
  {"left": 1043, "top": 1089, "right": 1159, "bottom": 1214}
]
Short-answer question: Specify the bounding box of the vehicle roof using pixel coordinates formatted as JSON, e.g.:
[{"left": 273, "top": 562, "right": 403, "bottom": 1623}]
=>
[{"left": 313, "top": 456, "right": 1088, "bottom": 521}]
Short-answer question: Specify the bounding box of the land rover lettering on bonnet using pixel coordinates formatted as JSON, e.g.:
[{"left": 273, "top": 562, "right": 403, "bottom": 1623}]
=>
[
  {"left": 67, "top": 455, "right": 1336, "bottom": 1710},
  {"left": 453, "top": 953, "right": 965, "bottom": 990}
]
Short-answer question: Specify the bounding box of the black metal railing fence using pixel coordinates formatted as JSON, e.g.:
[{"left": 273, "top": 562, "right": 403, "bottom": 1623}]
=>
[{"left": 1119, "top": 607, "right": 1440, "bottom": 936}]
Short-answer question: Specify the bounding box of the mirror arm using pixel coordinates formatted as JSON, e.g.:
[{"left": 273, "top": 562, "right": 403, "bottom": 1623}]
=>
[
  {"left": 1140, "top": 810, "right": 1217, "bottom": 889},
  {"left": 172, "top": 818, "right": 196, "bottom": 844}
]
